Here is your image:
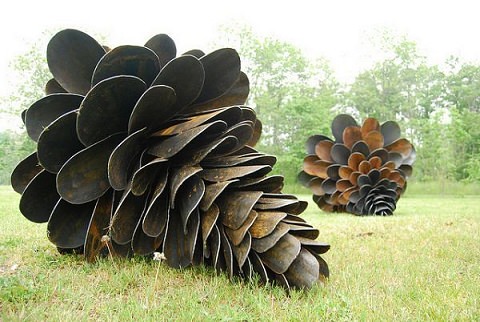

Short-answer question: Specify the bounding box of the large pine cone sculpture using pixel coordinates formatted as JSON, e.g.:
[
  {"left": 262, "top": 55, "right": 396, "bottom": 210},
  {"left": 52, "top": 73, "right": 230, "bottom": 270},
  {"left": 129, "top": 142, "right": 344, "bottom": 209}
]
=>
[
  {"left": 299, "top": 114, "right": 416, "bottom": 216},
  {"left": 11, "top": 29, "right": 329, "bottom": 290}
]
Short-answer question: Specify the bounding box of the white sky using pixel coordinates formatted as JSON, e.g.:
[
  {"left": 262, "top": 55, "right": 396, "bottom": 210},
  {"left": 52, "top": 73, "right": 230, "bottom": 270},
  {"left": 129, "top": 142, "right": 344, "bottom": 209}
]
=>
[{"left": 1, "top": 0, "right": 479, "bottom": 109}]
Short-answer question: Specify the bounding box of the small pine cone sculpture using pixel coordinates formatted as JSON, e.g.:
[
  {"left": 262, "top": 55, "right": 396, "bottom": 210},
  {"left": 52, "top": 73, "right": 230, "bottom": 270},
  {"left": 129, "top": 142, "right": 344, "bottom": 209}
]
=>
[
  {"left": 11, "top": 29, "right": 329, "bottom": 290},
  {"left": 299, "top": 114, "right": 416, "bottom": 216}
]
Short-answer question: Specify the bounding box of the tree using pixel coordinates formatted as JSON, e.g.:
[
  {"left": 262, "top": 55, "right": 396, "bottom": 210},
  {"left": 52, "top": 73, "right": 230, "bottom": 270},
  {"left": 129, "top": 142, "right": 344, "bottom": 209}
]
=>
[
  {"left": 0, "top": 38, "right": 50, "bottom": 184},
  {"left": 216, "top": 24, "right": 339, "bottom": 185},
  {"left": 339, "top": 31, "right": 456, "bottom": 182}
]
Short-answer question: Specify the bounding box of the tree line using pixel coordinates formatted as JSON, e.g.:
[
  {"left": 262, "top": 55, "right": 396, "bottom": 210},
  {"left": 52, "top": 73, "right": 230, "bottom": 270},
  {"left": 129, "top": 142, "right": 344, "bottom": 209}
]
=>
[{"left": 0, "top": 26, "right": 479, "bottom": 190}]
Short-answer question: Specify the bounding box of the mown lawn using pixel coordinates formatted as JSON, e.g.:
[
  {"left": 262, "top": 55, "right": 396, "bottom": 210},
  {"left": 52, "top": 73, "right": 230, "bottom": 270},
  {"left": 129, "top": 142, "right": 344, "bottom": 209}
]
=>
[{"left": 1, "top": 185, "right": 479, "bottom": 321}]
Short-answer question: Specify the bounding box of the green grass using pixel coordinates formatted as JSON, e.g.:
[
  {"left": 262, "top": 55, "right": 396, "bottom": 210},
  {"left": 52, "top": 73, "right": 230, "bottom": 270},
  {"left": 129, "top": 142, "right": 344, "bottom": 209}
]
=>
[{"left": 1, "top": 185, "right": 479, "bottom": 321}]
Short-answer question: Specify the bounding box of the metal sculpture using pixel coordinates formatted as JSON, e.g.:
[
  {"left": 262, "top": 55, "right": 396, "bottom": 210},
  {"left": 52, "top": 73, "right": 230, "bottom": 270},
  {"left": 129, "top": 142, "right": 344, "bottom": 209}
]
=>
[
  {"left": 299, "top": 114, "right": 416, "bottom": 216},
  {"left": 11, "top": 29, "right": 329, "bottom": 290}
]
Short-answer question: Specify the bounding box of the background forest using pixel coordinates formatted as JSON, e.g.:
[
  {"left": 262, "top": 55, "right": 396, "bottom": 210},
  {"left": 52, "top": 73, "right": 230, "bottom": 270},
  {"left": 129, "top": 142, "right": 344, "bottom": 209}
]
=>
[{"left": 1, "top": 25, "right": 479, "bottom": 194}]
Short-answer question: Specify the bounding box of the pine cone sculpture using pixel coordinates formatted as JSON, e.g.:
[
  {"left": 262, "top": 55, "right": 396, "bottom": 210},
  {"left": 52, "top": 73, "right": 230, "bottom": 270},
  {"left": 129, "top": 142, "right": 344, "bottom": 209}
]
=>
[
  {"left": 299, "top": 114, "right": 416, "bottom": 216},
  {"left": 11, "top": 29, "right": 329, "bottom": 290}
]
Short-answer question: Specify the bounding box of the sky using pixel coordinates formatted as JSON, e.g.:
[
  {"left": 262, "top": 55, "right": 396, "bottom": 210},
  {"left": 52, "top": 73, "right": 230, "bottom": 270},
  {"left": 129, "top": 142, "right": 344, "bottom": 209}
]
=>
[{"left": 1, "top": 0, "right": 480, "bottom": 130}]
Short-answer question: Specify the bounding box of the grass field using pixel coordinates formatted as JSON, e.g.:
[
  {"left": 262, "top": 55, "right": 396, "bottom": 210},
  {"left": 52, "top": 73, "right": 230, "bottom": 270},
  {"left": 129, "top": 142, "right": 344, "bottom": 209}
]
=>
[{"left": 1, "top": 185, "right": 479, "bottom": 321}]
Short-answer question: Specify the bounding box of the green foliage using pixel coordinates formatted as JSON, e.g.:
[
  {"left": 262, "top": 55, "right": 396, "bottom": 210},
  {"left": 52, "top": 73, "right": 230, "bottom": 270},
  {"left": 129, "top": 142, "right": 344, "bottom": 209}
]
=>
[
  {"left": 0, "top": 38, "right": 49, "bottom": 184},
  {"left": 1, "top": 25, "right": 480, "bottom": 186},
  {"left": 0, "top": 131, "right": 35, "bottom": 184},
  {"left": 338, "top": 30, "right": 480, "bottom": 183},
  {"left": 3, "top": 41, "right": 51, "bottom": 115},
  {"left": 217, "top": 25, "right": 339, "bottom": 187}
]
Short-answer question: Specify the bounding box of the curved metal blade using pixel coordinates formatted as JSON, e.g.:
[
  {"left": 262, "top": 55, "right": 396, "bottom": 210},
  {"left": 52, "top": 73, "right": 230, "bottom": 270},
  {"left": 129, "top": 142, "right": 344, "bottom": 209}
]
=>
[
  {"left": 249, "top": 211, "right": 287, "bottom": 238},
  {"left": 364, "top": 130, "right": 384, "bottom": 151},
  {"left": 128, "top": 85, "right": 177, "bottom": 134},
  {"left": 77, "top": 75, "right": 146, "bottom": 146},
  {"left": 195, "top": 48, "right": 241, "bottom": 104},
  {"left": 403, "top": 145, "right": 416, "bottom": 165},
  {"left": 142, "top": 189, "right": 169, "bottom": 238},
  {"left": 156, "top": 106, "right": 242, "bottom": 136},
  {"left": 108, "top": 128, "right": 148, "bottom": 191},
  {"left": 26, "top": 93, "right": 83, "bottom": 141},
  {"left": 330, "top": 143, "right": 350, "bottom": 165},
  {"left": 336, "top": 179, "right": 353, "bottom": 192},
  {"left": 199, "top": 180, "right": 237, "bottom": 211},
  {"left": 11, "top": 152, "right": 42, "bottom": 194},
  {"left": 47, "top": 199, "right": 96, "bottom": 249},
  {"left": 37, "top": 110, "right": 85, "bottom": 173},
  {"left": 347, "top": 152, "right": 366, "bottom": 171},
  {"left": 315, "top": 140, "right": 334, "bottom": 161},
  {"left": 224, "top": 210, "right": 257, "bottom": 246},
  {"left": 339, "top": 165, "right": 353, "bottom": 180},
  {"left": 361, "top": 117, "right": 380, "bottom": 137},
  {"left": 152, "top": 55, "right": 205, "bottom": 110},
  {"left": 249, "top": 251, "right": 269, "bottom": 284},
  {"left": 297, "top": 170, "right": 315, "bottom": 188},
  {"left": 369, "top": 156, "right": 383, "bottom": 169},
  {"left": 131, "top": 211, "right": 164, "bottom": 256},
  {"left": 385, "top": 138, "right": 413, "bottom": 158},
  {"left": 201, "top": 165, "right": 271, "bottom": 182},
  {"left": 84, "top": 190, "right": 114, "bottom": 262},
  {"left": 331, "top": 114, "right": 358, "bottom": 142},
  {"left": 251, "top": 221, "right": 289, "bottom": 253},
  {"left": 368, "top": 148, "right": 389, "bottom": 165},
  {"left": 148, "top": 121, "right": 227, "bottom": 159},
  {"left": 242, "top": 256, "right": 253, "bottom": 281},
  {"left": 47, "top": 29, "right": 105, "bottom": 95},
  {"left": 230, "top": 231, "right": 251, "bottom": 269},
  {"left": 131, "top": 158, "right": 168, "bottom": 196},
  {"left": 144, "top": 34, "right": 177, "bottom": 67},
  {"left": 284, "top": 248, "right": 320, "bottom": 289},
  {"left": 181, "top": 135, "right": 238, "bottom": 166},
  {"left": 176, "top": 175, "right": 205, "bottom": 234},
  {"left": 92, "top": 45, "right": 160, "bottom": 87},
  {"left": 231, "top": 175, "right": 284, "bottom": 193},
  {"left": 19, "top": 170, "right": 59, "bottom": 223},
  {"left": 164, "top": 207, "right": 200, "bottom": 268},
  {"left": 399, "top": 164, "right": 413, "bottom": 178},
  {"left": 219, "top": 225, "right": 235, "bottom": 279},
  {"left": 203, "top": 153, "right": 276, "bottom": 168},
  {"left": 246, "top": 119, "right": 262, "bottom": 148},
  {"left": 189, "top": 71, "right": 250, "bottom": 114},
  {"left": 288, "top": 224, "right": 320, "bottom": 239},
  {"left": 381, "top": 120, "right": 401, "bottom": 146},
  {"left": 110, "top": 189, "right": 148, "bottom": 245},
  {"left": 221, "top": 121, "right": 254, "bottom": 153},
  {"left": 342, "top": 126, "right": 362, "bottom": 149},
  {"left": 327, "top": 164, "right": 341, "bottom": 181},
  {"left": 45, "top": 78, "right": 66, "bottom": 95},
  {"left": 216, "top": 191, "right": 262, "bottom": 230},
  {"left": 254, "top": 198, "right": 299, "bottom": 212},
  {"left": 351, "top": 140, "right": 370, "bottom": 156},
  {"left": 57, "top": 133, "right": 125, "bottom": 204},
  {"left": 259, "top": 233, "right": 301, "bottom": 274},
  {"left": 308, "top": 177, "right": 325, "bottom": 196},
  {"left": 169, "top": 165, "right": 203, "bottom": 209},
  {"left": 274, "top": 273, "right": 291, "bottom": 291},
  {"left": 201, "top": 203, "right": 220, "bottom": 243},
  {"left": 295, "top": 236, "right": 330, "bottom": 254},
  {"left": 183, "top": 49, "right": 205, "bottom": 58},
  {"left": 306, "top": 135, "right": 332, "bottom": 154},
  {"left": 303, "top": 156, "right": 330, "bottom": 178},
  {"left": 210, "top": 134, "right": 242, "bottom": 156}
]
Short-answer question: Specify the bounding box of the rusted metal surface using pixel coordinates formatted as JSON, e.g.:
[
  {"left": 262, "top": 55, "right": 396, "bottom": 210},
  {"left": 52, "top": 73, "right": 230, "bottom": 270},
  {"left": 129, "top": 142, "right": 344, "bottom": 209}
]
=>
[
  {"left": 300, "top": 114, "right": 416, "bottom": 216},
  {"left": 12, "top": 28, "right": 330, "bottom": 290}
]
